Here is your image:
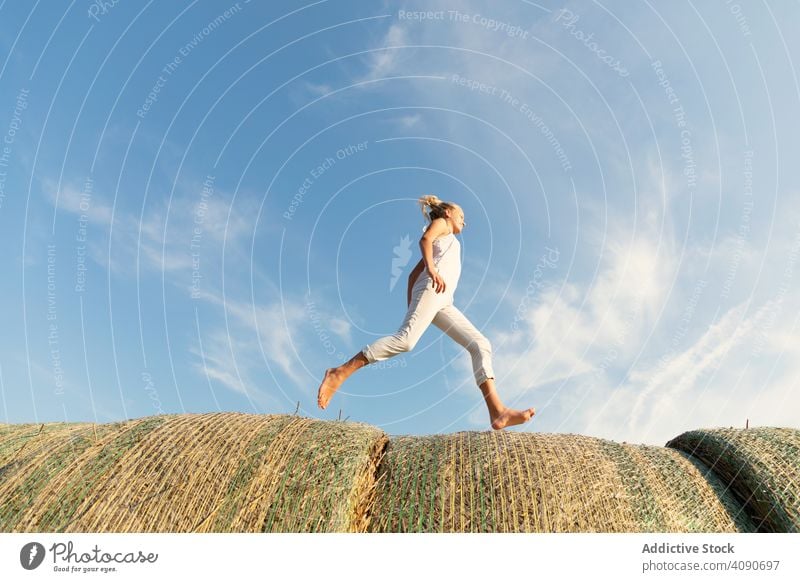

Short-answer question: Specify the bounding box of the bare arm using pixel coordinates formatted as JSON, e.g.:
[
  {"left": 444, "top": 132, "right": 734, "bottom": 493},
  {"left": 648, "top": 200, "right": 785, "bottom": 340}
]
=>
[{"left": 419, "top": 218, "right": 450, "bottom": 273}]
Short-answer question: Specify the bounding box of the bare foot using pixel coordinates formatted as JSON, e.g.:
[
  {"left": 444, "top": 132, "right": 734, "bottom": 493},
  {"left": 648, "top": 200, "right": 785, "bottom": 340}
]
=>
[
  {"left": 317, "top": 368, "right": 344, "bottom": 409},
  {"left": 490, "top": 407, "right": 536, "bottom": 430}
]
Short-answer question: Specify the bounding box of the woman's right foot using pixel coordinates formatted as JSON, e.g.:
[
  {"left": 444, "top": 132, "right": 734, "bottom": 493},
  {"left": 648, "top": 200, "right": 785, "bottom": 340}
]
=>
[
  {"left": 317, "top": 368, "right": 344, "bottom": 409},
  {"left": 490, "top": 407, "right": 536, "bottom": 430}
]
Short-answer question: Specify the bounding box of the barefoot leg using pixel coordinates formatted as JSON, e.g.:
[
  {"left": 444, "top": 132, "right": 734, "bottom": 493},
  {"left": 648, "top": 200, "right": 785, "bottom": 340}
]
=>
[
  {"left": 478, "top": 378, "right": 536, "bottom": 430},
  {"left": 317, "top": 351, "right": 369, "bottom": 409},
  {"left": 478, "top": 377, "right": 505, "bottom": 421}
]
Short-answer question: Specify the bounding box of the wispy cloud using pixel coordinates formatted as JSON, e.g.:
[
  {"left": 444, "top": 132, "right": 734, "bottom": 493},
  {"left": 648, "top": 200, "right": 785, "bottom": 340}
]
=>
[
  {"left": 583, "top": 291, "right": 800, "bottom": 445},
  {"left": 194, "top": 289, "right": 311, "bottom": 392},
  {"left": 45, "top": 176, "right": 258, "bottom": 283},
  {"left": 45, "top": 179, "right": 113, "bottom": 226},
  {"left": 626, "top": 300, "right": 755, "bottom": 432},
  {"left": 189, "top": 328, "right": 248, "bottom": 395},
  {"left": 188, "top": 324, "right": 288, "bottom": 414},
  {"left": 489, "top": 160, "right": 678, "bottom": 398},
  {"left": 359, "top": 23, "right": 409, "bottom": 83},
  {"left": 303, "top": 81, "right": 334, "bottom": 96}
]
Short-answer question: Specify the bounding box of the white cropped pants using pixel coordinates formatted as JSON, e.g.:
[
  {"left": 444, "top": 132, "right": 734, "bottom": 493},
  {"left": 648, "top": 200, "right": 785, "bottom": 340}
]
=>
[{"left": 362, "top": 275, "right": 495, "bottom": 386}]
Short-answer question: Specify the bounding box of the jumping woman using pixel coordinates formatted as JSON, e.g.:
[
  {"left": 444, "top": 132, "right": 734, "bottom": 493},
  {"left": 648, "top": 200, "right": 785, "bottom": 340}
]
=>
[{"left": 317, "top": 195, "right": 535, "bottom": 430}]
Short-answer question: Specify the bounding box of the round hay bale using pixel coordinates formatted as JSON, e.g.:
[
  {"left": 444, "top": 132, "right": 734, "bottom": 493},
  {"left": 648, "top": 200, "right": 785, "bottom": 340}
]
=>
[
  {"left": 0, "top": 421, "right": 124, "bottom": 530},
  {"left": 5, "top": 415, "right": 797, "bottom": 532},
  {"left": 666, "top": 427, "right": 800, "bottom": 532},
  {"left": 367, "top": 431, "right": 754, "bottom": 532},
  {"left": 0, "top": 413, "right": 387, "bottom": 533}
]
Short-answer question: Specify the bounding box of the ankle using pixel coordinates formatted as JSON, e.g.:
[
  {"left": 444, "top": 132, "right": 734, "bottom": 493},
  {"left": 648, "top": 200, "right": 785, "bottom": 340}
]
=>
[{"left": 488, "top": 405, "right": 506, "bottom": 419}]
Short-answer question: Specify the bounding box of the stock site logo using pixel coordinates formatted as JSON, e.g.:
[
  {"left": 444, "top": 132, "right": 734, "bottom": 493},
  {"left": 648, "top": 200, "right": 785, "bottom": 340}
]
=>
[{"left": 20, "top": 542, "right": 46, "bottom": 570}]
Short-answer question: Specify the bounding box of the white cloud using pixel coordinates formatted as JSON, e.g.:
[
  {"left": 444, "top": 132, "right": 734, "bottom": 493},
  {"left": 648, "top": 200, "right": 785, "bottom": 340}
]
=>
[
  {"left": 45, "top": 179, "right": 112, "bottom": 226},
  {"left": 581, "top": 292, "right": 800, "bottom": 445},
  {"left": 328, "top": 317, "right": 353, "bottom": 344},
  {"left": 395, "top": 113, "right": 423, "bottom": 128},
  {"left": 189, "top": 329, "right": 249, "bottom": 395},
  {"left": 196, "top": 291, "right": 310, "bottom": 391},
  {"left": 188, "top": 325, "right": 287, "bottom": 414},
  {"left": 360, "top": 23, "right": 409, "bottom": 83},
  {"left": 303, "top": 81, "right": 333, "bottom": 96},
  {"left": 478, "top": 157, "right": 799, "bottom": 443},
  {"left": 45, "top": 177, "right": 258, "bottom": 280},
  {"left": 489, "top": 222, "right": 675, "bottom": 399},
  {"left": 626, "top": 300, "right": 754, "bottom": 432}
]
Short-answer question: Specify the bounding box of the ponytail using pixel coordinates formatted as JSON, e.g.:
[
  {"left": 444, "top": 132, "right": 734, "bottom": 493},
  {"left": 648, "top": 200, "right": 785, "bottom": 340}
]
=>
[{"left": 418, "top": 194, "right": 455, "bottom": 222}]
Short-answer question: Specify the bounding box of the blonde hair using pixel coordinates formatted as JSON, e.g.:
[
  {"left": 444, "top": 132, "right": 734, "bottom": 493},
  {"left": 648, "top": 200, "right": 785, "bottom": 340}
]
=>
[{"left": 418, "top": 194, "right": 457, "bottom": 222}]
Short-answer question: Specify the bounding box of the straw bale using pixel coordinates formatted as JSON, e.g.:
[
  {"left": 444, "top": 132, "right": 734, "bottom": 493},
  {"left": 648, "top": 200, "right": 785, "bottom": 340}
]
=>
[
  {"left": 1, "top": 417, "right": 166, "bottom": 531},
  {"left": 225, "top": 415, "right": 387, "bottom": 532},
  {"left": 0, "top": 421, "right": 123, "bottom": 530},
  {"left": 0, "top": 414, "right": 386, "bottom": 533},
  {"left": 666, "top": 427, "right": 800, "bottom": 532},
  {"left": 0, "top": 424, "right": 50, "bottom": 466},
  {"left": 368, "top": 431, "right": 752, "bottom": 532},
  {"left": 4, "top": 415, "right": 798, "bottom": 533}
]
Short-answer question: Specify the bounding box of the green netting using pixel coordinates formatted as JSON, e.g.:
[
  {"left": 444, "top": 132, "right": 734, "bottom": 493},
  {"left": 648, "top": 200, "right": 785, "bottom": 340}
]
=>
[
  {"left": 34, "top": 417, "right": 167, "bottom": 531},
  {"left": 204, "top": 415, "right": 297, "bottom": 532},
  {"left": 0, "top": 414, "right": 386, "bottom": 533},
  {"left": 0, "top": 418, "right": 165, "bottom": 532},
  {"left": 2, "top": 416, "right": 797, "bottom": 533},
  {"left": 250, "top": 417, "right": 387, "bottom": 533},
  {"left": 667, "top": 427, "right": 800, "bottom": 532},
  {"left": 369, "top": 431, "right": 752, "bottom": 532}
]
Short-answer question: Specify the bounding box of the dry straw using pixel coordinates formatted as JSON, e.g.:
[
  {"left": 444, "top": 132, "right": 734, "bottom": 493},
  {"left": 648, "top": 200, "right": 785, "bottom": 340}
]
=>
[
  {"left": 367, "top": 431, "right": 753, "bottom": 532},
  {"left": 666, "top": 427, "right": 800, "bottom": 532},
  {"left": 0, "top": 414, "right": 386, "bottom": 533},
  {"left": 2, "top": 415, "right": 797, "bottom": 532}
]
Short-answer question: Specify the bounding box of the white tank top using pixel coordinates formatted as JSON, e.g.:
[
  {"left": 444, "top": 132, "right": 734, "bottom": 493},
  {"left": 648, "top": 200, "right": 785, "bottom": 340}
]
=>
[{"left": 431, "top": 232, "right": 461, "bottom": 291}]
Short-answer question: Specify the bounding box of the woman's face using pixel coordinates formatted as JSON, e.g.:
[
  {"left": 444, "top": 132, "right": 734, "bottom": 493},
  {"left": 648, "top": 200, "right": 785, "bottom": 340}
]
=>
[{"left": 449, "top": 206, "right": 466, "bottom": 234}]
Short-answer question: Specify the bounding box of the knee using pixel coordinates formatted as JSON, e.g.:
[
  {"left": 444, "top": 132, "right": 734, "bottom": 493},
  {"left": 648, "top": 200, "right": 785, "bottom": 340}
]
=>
[
  {"left": 395, "top": 335, "right": 417, "bottom": 353},
  {"left": 470, "top": 335, "right": 492, "bottom": 355}
]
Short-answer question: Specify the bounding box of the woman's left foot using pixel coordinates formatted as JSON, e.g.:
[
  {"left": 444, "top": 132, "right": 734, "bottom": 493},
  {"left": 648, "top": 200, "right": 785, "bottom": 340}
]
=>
[
  {"left": 317, "top": 368, "right": 344, "bottom": 409},
  {"left": 491, "top": 407, "right": 536, "bottom": 430}
]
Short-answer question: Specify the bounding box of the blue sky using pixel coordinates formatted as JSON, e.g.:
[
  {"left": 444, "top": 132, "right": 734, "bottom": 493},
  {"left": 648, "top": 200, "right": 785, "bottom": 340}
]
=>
[{"left": 0, "top": 0, "right": 798, "bottom": 445}]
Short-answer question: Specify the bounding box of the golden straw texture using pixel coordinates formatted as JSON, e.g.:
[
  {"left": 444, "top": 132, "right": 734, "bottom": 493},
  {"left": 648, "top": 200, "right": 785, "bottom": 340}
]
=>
[
  {"left": 2, "top": 415, "right": 798, "bottom": 532},
  {"left": 0, "top": 414, "right": 386, "bottom": 533},
  {"left": 368, "top": 431, "right": 753, "bottom": 532},
  {"left": 667, "top": 427, "right": 800, "bottom": 532}
]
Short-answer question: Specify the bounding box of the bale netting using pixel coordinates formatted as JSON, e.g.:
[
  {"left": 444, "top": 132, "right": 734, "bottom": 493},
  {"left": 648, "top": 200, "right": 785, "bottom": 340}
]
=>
[
  {"left": 666, "top": 427, "right": 800, "bottom": 532},
  {"left": 5, "top": 415, "right": 798, "bottom": 533},
  {"left": 0, "top": 421, "right": 122, "bottom": 531},
  {"left": 0, "top": 413, "right": 388, "bottom": 533},
  {"left": 367, "top": 431, "right": 754, "bottom": 533}
]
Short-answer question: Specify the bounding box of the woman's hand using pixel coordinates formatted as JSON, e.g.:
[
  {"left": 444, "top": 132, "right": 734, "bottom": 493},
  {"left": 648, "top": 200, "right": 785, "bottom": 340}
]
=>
[{"left": 427, "top": 267, "right": 446, "bottom": 293}]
